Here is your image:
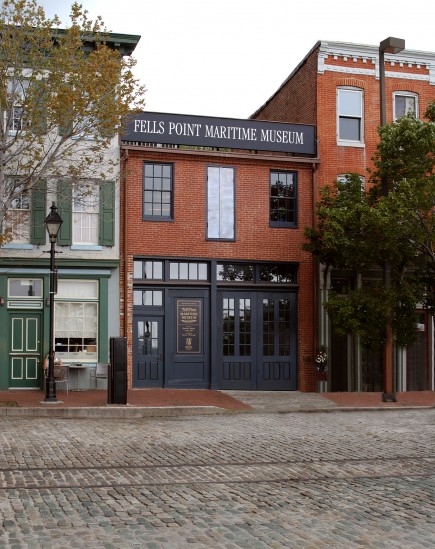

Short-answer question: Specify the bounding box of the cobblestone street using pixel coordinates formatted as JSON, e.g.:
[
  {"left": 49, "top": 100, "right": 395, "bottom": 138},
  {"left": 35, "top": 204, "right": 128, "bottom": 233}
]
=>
[{"left": 1, "top": 409, "right": 434, "bottom": 548}]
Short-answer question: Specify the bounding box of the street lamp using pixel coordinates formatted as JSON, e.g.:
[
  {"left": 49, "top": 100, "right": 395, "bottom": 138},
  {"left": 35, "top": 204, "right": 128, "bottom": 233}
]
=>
[
  {"left": 44, "top": 202, "right": 63, "bottom": 402},
  {"left": 379, "top": 37, "right": 405, "bottom": 402}
]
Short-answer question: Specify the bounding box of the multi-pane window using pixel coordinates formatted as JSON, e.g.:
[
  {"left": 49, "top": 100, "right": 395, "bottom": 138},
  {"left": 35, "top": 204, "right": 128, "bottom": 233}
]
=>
[
  {"left": 169, "top": 262, "right": 208, "bottom": 281},
  {"left": 133, "top": 260, "right": 163, "bottom": 280},
  {"left": 393, "top": 92, "right": 418, "bottom": 120},
  {"left": 5, "top": 191, "right": 30, "bottom": 243},
  {"left": 133, "top": 290, "right": 163, "bottom": 306},
  {"left": 7, "top": 79, "right": 29, "bottom": 131},
  {"left": 270, "top": 171, "right": 297, "bottom": 227},
  {"left": 337, "top": 88, "right": 363, "bottom": 143},
  {"left": 54, "top": 280, "right": 99, "bottom": 361},
  {"left": 73, "top": 183, "right": 99, "bottom": 245},
  {"left": 207, "top": 166, "right": 235, "bottom": 240},
  {"left": 143, "top": 163, "right": 173, "bottom": 219}
]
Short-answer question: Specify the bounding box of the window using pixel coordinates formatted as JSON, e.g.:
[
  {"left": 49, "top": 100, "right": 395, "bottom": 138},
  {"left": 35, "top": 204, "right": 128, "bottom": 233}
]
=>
[
  {"left": 337, "top": 88, "right": 363, "bottom": 144},
  {"left": 54, "top": 280, "right": 98, "bottom": 361},
  {"left": 270, "top": 171, "right": 297, "bottom": 227},
  {"left": 337, "top": 173, "right": 365, "bottom": 191},
  {"left": 133, "top": 260, "right": 163, "bottom": 280},
  {"left": 217, "top": 264, "right": 254, "bottom": 282},
  {"left": 4, "top": 191, "right": 30, "bottom": 243},
  {"left": 143, "top": 163, "right": 173, "bottom": 219},
  {"left": 169, "top": 262, "right": 208, "bottom": 281},
  {"left": 72, "top": 183, "right": 99, "bottom": 245},
  {"left": 7, "top": 79, "right": 29, "bottom": 132},
  {"left": 394, "top": 92, "right": 418, "bottom": 120},
  {"left": 8, "top": 278, "right": 43, "bottom": 298},
  {"left": 133, "top": 290, "right": 163, "bottom": 306},
  {"left": 57, "top": 180, "right": 114, "bottom": 247},
  {"left": 207, "top": 166, "right": 235, "bottom": 239}
]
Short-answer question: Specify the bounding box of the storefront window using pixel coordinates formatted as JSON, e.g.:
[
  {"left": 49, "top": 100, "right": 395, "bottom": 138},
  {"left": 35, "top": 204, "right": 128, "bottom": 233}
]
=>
[{"left": 54, "top": 280, "right": 98, "bottom": 361}]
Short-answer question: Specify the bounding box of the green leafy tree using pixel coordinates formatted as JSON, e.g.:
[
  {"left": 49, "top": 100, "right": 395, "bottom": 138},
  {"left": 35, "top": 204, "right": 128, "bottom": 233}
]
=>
[
  {"left": 304, "top": 103, "right": 435, "bottom": 349},
  {"left": 0, "top": 0, "right": 146, "bottom": 243}
]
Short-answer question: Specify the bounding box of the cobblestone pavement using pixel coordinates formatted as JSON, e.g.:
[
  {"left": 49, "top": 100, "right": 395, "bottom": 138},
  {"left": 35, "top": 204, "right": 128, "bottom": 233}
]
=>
[{"left": 1, "top": 410, "right": 434, "bottom": 548}]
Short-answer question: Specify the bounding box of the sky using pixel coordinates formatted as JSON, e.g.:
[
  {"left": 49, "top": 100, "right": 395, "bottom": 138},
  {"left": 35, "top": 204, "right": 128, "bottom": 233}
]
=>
[{"left": 38, "top": 0, "right": 435, "bottom": 119}]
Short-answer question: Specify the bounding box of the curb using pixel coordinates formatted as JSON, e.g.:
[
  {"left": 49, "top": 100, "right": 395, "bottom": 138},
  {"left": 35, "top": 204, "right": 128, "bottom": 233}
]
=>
[{"left": 1, "top": 404, "right": 433, "bottom": 419}]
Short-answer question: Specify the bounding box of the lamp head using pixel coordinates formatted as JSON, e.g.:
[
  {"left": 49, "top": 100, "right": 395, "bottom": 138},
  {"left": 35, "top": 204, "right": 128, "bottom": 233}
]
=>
[
  {"left": 44, "top": 202, "right": 63, "bottom": 243},
  {"left": 380, "top": 37, "right": 405, "bottom": 54}
]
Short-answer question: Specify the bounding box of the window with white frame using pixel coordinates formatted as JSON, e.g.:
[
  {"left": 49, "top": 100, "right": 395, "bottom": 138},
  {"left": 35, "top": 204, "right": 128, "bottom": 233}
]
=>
[
  {"left": 337, "top": 88, "right": 364, "bottom": 144},
  {"left": 207, "top": 166, "right": 235, "bottom": 240},
  {"left": 54, "top": 280, "right": 98, "bottom": 361},
  {"left": 73, "top": 183, "right": 99, "bottom": 244},
  {"left": 393, "top": 92, "right": 418, "bottom": 120},
  {"left": 4, "top": 186, "right": 30, "bottom": 243}
]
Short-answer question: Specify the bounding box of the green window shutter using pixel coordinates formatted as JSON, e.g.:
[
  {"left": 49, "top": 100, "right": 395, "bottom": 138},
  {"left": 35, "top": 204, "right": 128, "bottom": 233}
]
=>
[
  {"left": 99, "top": 181, "right": 115, "bottom": 246},
  {"left": 30, "top": 180, "right": 47, "bottom": 245},
  {"left": 57, "top": 181, "right": 72, "bottom": 246},
  {"left": 31, "top": 80, "right": 47, "bottom": 135}
]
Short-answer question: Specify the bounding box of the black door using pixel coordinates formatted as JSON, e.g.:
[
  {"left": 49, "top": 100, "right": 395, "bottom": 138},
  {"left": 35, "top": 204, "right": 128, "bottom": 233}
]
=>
[
  {"left": 217, "top": 291, "right": 297, "bottom": 390},
  {"left": 165, "top": 289, "right": 210, "bottom": 388},
  {"left": 133, "top": 316, "right": 164, "bottom": 387}
]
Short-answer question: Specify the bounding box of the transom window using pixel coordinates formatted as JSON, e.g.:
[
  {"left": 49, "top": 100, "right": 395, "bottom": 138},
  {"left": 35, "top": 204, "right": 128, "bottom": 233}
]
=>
[
  {"left": 73, "top": 183, "right": 99, "bottom": 245},
  {"left": 393, "top": 92, "right": 418, "bottom": 120},
  {"left": 133, "top": 290, "right": 163, "bottom": 306},
  {"left": 134, "top": 260, "right": 163, "bottom": 280},
  {"left": 8, "top": 278, "right": 42, "bottom": 298},
  {"left": 207, "top": 166, "right": 235, "bottom": 240},
  {"left": 170, "top": 262, "right": 208, "bottom": 280},
  {"left": 337, "top": 88, "right": 363, "bottom": 144},
  {"left": 217, "top": 263, "right": 297, "bottom": 284},
  {"left": 270, "top": 171, "right": 297, "bottom": 227},
  {"left": 143, "top": 162, "right": 173, "bottom": 219}
]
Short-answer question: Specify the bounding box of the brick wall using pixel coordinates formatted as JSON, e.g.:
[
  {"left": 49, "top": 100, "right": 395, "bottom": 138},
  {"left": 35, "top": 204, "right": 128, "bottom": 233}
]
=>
[{"left": 120, "top": 147, "right": 319, "bottom": 391}]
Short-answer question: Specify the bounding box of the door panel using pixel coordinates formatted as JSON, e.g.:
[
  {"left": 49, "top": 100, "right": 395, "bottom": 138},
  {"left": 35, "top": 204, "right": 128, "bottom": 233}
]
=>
[
  {"left": 407, "top": 311, "right": 429, "bottom": 391},
  {"left": 133, "top": 317, "right": 164, "bottom": 387},
  {"left": 166, "top": 290, "right": 210, "bottom": 388},
  {"left": 9, "top": 313, "right": 41, "bottom": 388}
]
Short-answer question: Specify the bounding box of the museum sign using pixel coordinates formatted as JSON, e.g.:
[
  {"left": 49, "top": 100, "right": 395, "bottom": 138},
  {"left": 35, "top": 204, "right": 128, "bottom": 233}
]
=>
[{"left": 123, "top": 112, "right": 316, "bottom": 155}]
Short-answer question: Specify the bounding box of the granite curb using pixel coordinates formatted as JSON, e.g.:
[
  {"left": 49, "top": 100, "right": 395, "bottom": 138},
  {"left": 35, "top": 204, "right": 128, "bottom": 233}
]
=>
[{"left": 1, "top": 404, "right": 433, "bottom": 418}]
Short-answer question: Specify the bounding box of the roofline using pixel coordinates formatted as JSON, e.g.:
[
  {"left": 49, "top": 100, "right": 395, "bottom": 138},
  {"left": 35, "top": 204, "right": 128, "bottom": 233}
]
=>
[{"left": 251, "top": 39, "right": 435, "bottom": 119}]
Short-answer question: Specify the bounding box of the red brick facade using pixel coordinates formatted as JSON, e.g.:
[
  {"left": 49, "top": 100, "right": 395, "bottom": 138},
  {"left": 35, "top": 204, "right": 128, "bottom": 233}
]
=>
[
  {"left": 253, "top": 41, "right": 435, "bottom": 392},
  {"left": 120, "top": 146, "right": 319, "bottom": 391}
]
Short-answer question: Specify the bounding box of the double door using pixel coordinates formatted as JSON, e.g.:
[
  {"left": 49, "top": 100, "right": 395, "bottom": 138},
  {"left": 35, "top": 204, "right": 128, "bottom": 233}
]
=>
[{"left": 217, "top": 291, "right": 297, "bottom": 390}]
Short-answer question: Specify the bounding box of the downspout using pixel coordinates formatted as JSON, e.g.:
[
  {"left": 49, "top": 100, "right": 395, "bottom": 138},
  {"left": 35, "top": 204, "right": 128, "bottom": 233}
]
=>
[{"left": 122, "top": 148, "right": 129, "bottom": 340}]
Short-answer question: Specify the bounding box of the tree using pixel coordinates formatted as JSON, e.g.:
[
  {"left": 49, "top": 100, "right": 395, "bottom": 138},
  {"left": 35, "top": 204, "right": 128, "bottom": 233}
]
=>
[
  {"left": 0, "top": 0, "right": 146, "bottom": 243},
  {"left": 304, "top": 103, "right": 435, "bottom": 349}
]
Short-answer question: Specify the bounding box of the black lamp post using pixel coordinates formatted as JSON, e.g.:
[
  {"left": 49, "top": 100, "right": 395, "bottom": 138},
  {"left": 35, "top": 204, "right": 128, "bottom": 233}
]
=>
[
  {"left": 44, "top": 202, "right": 63, "bottom": 402},
  {"left": 379, "top": 37, "right": 405, "bottom": 402}
]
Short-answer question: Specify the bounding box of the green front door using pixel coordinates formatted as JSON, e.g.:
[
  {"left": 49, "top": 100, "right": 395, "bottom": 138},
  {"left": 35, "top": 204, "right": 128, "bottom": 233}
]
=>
[{"left": 9, "top": 313, "right": 42, "bottom": 388}]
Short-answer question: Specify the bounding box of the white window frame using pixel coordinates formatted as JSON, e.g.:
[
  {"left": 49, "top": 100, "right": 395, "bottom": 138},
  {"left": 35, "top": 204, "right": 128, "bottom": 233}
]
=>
[
  {"left": 393, "top": 92, "right": 419, "bottom": 121},
  {"left": 207, "top": 166, "right": 235, "bottom": 240},
  {"left": 54, "top": 280, "right": 99, "bottom": 362},
  {"left": 337, "top": 88, "right": 364, "bottom": 147},
  {"left": 337, "top": 174, "right": 365, "bottom": 191},
  {"left": 4, "top": 185, "right": 30, "bottom": 243},
  {"left": 72, "top": 183, "right": 99, "bottom": 245}
]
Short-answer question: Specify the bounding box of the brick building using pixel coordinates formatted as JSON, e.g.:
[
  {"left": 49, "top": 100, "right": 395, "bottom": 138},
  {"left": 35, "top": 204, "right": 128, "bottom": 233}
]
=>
[
  {"left": 120, "top": 113, "right": 319, "bottom": 391},
  {"left": 252, "top": 40, "right": 435, "bottom": 392}
]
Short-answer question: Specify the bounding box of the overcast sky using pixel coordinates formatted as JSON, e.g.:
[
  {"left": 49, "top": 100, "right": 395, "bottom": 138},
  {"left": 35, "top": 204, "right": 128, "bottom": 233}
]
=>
[{"left": 39, "top": 0, "right": 435, "bottom": 119}]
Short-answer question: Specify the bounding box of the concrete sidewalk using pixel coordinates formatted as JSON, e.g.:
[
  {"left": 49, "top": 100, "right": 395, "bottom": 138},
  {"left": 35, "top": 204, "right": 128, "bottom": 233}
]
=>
[{"left": 0, "top": 388, "right": 434, "bottom": 418}]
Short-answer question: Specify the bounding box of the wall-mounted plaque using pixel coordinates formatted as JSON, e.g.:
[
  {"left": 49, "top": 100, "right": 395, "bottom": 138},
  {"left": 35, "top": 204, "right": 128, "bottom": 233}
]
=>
[{"left": 176, "top": 299, "right": 202, "bottom": 354}]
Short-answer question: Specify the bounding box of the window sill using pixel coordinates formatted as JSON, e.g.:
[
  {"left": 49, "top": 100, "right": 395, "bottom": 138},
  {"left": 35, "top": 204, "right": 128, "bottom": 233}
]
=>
[
  {"left": 337, "top": 140, "right": 365, "bottom": 148},
  {"left": 71, "top": 245, "right": 103, "bottom": 251},
  {"left": 2, "top": 243, "right": 33, "bottom": 249}
]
